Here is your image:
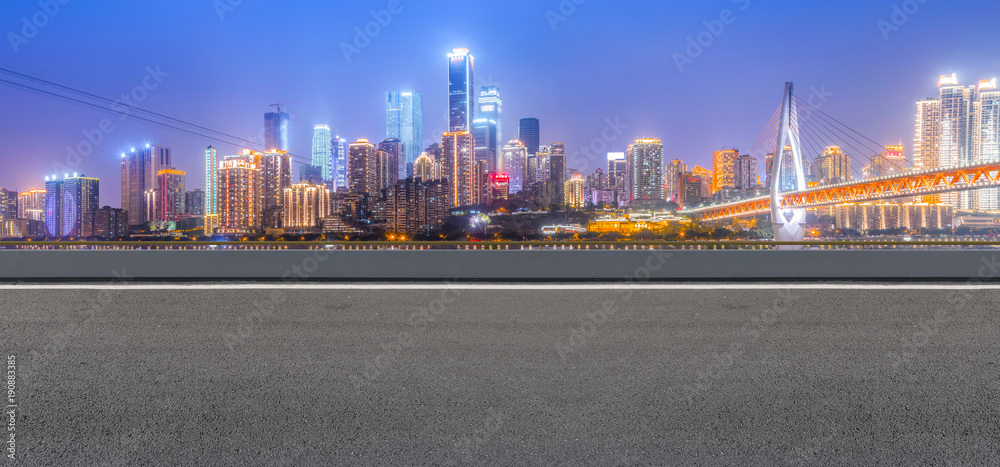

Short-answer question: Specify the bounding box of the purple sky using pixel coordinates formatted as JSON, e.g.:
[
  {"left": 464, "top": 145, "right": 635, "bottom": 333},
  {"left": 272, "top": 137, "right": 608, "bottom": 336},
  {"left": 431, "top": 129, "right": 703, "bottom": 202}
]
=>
[{"left": 2, "top": 0, "right": 999, "bottom": 207}]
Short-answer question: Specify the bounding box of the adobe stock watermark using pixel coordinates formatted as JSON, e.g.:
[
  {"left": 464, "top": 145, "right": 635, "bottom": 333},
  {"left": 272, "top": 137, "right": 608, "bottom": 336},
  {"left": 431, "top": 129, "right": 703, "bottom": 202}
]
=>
[
  {"left": 673, "top": 0, "right": 751, "bottom": 73},
  {"left": 568, "top": 117, "right": 628, "bottom": 168},
  {"left": 340, "top": 0, "right": 414, "bottom": 63},
  {"left": 49, "top": 65, "right": 168, "bottom": 176},
  {"left": 877, "top": 0, "right": 930, "bottom": 41},
  {"left": 546, "top": 0, "right": 586, "bottom": 31},
  {"left": 7, "top": 0, "right": 71, "bottom": 54},
  {"left": 213, "top": 0, "right": 243, "bottom": 21}
]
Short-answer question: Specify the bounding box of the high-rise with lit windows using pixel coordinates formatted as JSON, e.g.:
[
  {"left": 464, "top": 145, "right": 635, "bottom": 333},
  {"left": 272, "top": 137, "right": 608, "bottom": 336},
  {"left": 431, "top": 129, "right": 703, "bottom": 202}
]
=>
[
  {"left": 626, "top": 138, "right": 664, "bottom": 205},
  {"left": 219, "top": 154, "right": 259, "bottom": 231},
  {"left": 156, "top": 169, "right": 185, "bottom": 221},
  {"left": 265, "top": 106, "right": 290, "bottom": 152},
  {"left": 386, "top": 91, "right": 423, "bottom": 175},
  {"left": 441, "top": 131, "right": 475, "bottom": 206},
  {"left": 502, "top": 139, "right": 527, "bottom": 194},
  {"left": 283, "top": 181, "right": 330, "bottom": 228},
  {"left": 448, "top": 48, "right": 475, "bottom": 132},
  {"left": 712, "top": 149, "right": 739, "bottom": 193},
  {"left": 121, "top": 143, "right": 170, "bottom": 226},
  {"left": 312, "top": 124, "right": 332, "bottom": 181},
  {"left": 204, "top": 146, "right": 218, "bottom": 215}
]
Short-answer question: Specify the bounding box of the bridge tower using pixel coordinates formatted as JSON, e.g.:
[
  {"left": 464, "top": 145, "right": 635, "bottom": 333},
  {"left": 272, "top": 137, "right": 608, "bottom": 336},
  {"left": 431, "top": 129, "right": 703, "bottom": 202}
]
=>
[{"left": 770, "top": 82, "right": 807, "bottom": 248}]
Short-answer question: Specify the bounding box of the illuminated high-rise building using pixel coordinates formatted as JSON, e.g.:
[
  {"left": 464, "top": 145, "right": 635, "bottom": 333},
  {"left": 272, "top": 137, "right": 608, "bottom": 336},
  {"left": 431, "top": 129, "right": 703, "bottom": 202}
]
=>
[
  {"left": 283, "top": 181, "right": 330, "bottom": 228},
  {"left": 734, "top": 154, "right": 757, "bottom": 191},
  {"left": 664, "top": 159, "right": 687, "bottom": 202},
  {"left": 312, "top": 124, "right": 332, "bottom": 181},
  {"left": 45, "top": 177, "right": 63, "bottom": 237},
  {"left": 0, "top": 188, "right": 16, "bottom": 221},
  {"left": 502, "top": 139, "right": 527, "bottom": 194},
  {"left": 448, "top": 48, "right": 475, "bottom": 132},
  {"left": 882, "top": 145, "right": 906, "bottom": 176},
  {"left": 712, "top": 148, "right": 739, "bottom": 193},
  {"left": 535, "top": 145, "right": 551, "bottom": 183},
  {"left": 378, "top": 138, "right": 404, "bottom": 188},
  {"left": 331, "top": 135, "right": 349, "bottom": 191},
  {"left": 473, "top": 117, "right": 498, "bottom": 172},
  {"left": 974, "top": 78, "right": 1000, "bottom": 211},
  {"left": 204, "top": 146, "right": 218, "bottom": 215},
  {"left": 258, "top": 149, "right": 293, "bottom": 229},
  {"left": 413, "top": 153, "right": 443, "bottom": 181},
  {"left": 815, "top": 146, "right": 851, "bottom": 185},
  {"left": 937, "top": 74, "right": 975, "bottom": 208},
  {"left": 564, "top": 173, "right": 585, "bottom": 209},
  {"left": 81, "top": 207, "right": 128, "bottom": 239},
  {"left": 219, "top": 155, "right": 260, "bottom": 231},
  {"left": 17, "top": 189, "right": 45, "bottom": 221},
  {"left": 265, "top": 105, "right": 290, "bottom": 152},
  {"left": 121, "top": 143, "right": 170, "bottom": 226},
  {"left": 45, "top": 174, "right": 99, "bottom": 237},
  {"left": 385, "top": 177, "right": 451, "bottom": 235},
  {"left": 386, "top": 91, "right": 423, "bottom": 175},
  {"left": 441, "top": 131, "right": 475, "bottom": 206},
  {"left": 348, "top": 139, "right": 379, "bottom": 197},
  {"left": 549, "top": 143, "right": 567, "bottom": 204},
  {"left": 626, "top": 138, "right": 664, "bottom": 205},
  {"left": 518, "top": 118, "right": 540, "bottom": 156},
  {"left": 479, "top": 86, "right": 501, "bottom": 148},
  {"left": 185, "top": 189, "right": 205, "bottom": 215},
  {"left": 156, "top": 169, "right": 185, "bottom": 221}
]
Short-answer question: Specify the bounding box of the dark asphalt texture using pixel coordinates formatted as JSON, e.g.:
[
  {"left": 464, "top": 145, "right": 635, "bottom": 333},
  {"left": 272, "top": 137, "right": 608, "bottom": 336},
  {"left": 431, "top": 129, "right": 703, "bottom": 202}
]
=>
[{"left": 2, "top": 286, "right": 999, "bottom": 465}]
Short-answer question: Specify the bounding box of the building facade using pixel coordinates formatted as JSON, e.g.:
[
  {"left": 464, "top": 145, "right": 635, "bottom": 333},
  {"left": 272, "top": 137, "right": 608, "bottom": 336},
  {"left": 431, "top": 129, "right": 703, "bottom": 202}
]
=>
[
  {"left": 385, "top": 91, "right": 423, "bottom": 175},
  {"left": 448, "top": 48, "right": 475, "bottom": 132}
]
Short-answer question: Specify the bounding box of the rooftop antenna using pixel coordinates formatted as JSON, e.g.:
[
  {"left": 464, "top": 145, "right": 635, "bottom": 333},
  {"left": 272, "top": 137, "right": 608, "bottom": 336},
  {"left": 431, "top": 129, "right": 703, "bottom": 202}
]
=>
[{"left": 270, "top": 102, "right": 286, "bottom": 114}]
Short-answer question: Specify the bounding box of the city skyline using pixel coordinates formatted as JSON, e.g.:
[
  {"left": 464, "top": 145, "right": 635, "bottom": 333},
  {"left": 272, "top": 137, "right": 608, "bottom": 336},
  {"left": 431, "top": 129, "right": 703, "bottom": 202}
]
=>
[{"left": 3, "top": 1, "right": 999, "bottom": 198}]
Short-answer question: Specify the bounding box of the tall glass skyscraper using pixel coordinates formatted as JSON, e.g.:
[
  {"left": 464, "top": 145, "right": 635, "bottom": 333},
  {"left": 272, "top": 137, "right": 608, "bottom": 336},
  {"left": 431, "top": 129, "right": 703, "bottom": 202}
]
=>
[
  {"left": 121, "top": 143, "right": 171, "bottom": 226},
  {"left": 45, "top": 174, "right": 99, "bottom": 237},
  {"left": 475, "top": 86, "right": 502, "bottom": 169},
  {"left": 265, "top": 106, "right": 290, "bottom": 152},
  {"left": 312, "top": 124, "right": 332, "bottom": 180},
  {"left": 386, "top": 91, "right": 423, "bottom": 175},
  {"left": 331, "top": 135, "right": 348, "bottom": 191},
  {"left": 974, "top": 78, "right": 1000, "bottom": 210},
  {"left": 518, "top": 118, "right": 540, "bottom": 156},
  {"left": 448, "top": 48, "right": 475, "bottom": 132},
  {"left": 204, "top": 146, "right": 218, "bottom": 215}
]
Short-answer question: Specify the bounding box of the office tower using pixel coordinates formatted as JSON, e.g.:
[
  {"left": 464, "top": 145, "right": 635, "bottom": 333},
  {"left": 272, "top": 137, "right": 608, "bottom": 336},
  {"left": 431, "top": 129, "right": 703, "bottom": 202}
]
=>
[
  {"left": 265, "top": 105, "right": 290, "bottom": 152},
  {"left": 479, "top": 86, "right": 501, "bottom": 151},
  {"left": 679, "top": 172, "right": 703, "bottom": 206},
  {"left": 535, "top": 145, "right": 551, "bottom": 183},
  {"left": 502, "top": 139, "right": 527, "bottom": 194},
  {"left": 156, "top": 169, "right": 185, "bottom": 221},
  {"left": 914, "top": 97, "right": 941, "bottom": 174},
  {"left": 626, "top": 138, "right": 664, "bottom": 205},
  {"left": 549, "top": 143, "right": 567, "bottom": 204},
  {"left": 664, "top": 159, "right": 687, "bottom": 202},
  {"left": 17, "top": 189, "right": 45, "bottom": 221},
  {"left": 44, "top": 174, "right": 98, "bottom": 237},
  {"left": 564, "top": 174, "right": 585, "bottom": 208},
  {"left": 413, "top": 153, "right": 443, "bottom": 181},
  {"left": 525, "top": 154, "right": 537, "bottom": 185},
  {"left": 0, "top": 188, "right": 16, "bottom": 220},
  {"left": 204, "top": 146, "right": 218, "bottom": 215},
  {"left": 441, "top": 131, "right": 475, "bottom": 206},
  {"left": 473, "top": 117, "right": 499, "bottom": 172},
  {"left": 44, "top": 177, "right": 63, "bottom": 236},
  {"left": 938, "top": 74, "right": 975, "bottom": 208},
  {"left": 185, "top": 189, "right": 205, "bottom": 215},
  {"left": 448, "top": 48, "right": 475, "bottom": 132},
  {"left": 518, "top": 118, "right": 540, "bottom": 156},
  {"left": 121, "top": 143, "right": 171, "bottom": 226},
  {"left": 378, "top": 138, "right": 404, "bottom": 186},
  {"left": 386, "top": 91, "right": 423, "bottom": 174},
  {"left": 81, "top": 207, "right": 128, "bottom": 239},
  {"left": 258, "top": 149, "right": 293, "bottom": 229},
  {"left": 815, "top": 146, "right": 851, "bottom": 185},
  {"left": 734, "top": 154, "right": 757, "bottom": 191},
  {"left": 312, "top": 124, "right": 332, "bottom": 181},
  {"left": 219, "top": 155, "right": 260, "bottom": 231},
  {"left": 349, "top": 139, "right": 379, "bottom": 197},
  {"left": 283, "top": 181, "right": 330, "bottom": 228},
  {"left": 331, "top": 135, "right": 349, "bottom": 190},
  {"left": 712, "top": 149, "right": 739, "bottom": 193},
  {"left": 974, "top": 79, "right": 1000, "bottom": 210},
  {"left": 474, "top": 159, "right": 491, "bottom": 205},
  {"left": 882, "top": 145, "right": 906, "bottom": 176},
  {"left": 385, "top": 178, "right": 450, "bottom": 235}
]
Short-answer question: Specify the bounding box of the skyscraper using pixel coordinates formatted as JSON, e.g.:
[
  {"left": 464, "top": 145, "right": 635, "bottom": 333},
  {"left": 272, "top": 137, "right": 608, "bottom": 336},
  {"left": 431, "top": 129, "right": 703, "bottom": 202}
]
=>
[
  {"left": 814, "top": 146, "right": 851, "bottom": 185},
  {"left": 17, "top": 189, "right": 45, "bottom": 221},
  {"left": 46, "top": 174, "right": 99, "bottom": 237},
  {"left": 549, "top": 143, "right": 567, "bottom": 204},
  {"left": 185, "top": 189, "right": 205, "bottom": 215},
  {"left": 283, "top": 181, "right": 330, "bottom": 228},
  {"left": 626, "top": 138, "right": 664, "bottom": 205},
  {"left": 45, "top": 177, "right": 63, "bottom": 237},
  {"left": 518, "top": 118, "right": 540, "bottom": 156},
  {"left": 204, "top": 146, "right": 218, "bottom": 215},
  {"left": 386, "top": 91, "right": 423, "bottom": 174},
  {"left": 733, "top": 154, "right": 757, "bottom": 191},
  {"left": 938, "top": 74, "right": 975, "bottom": 208},
  {"left": 974, "top": 78, "right": 1000, "bottom": 210},
  {"left": 258, "top": 149, "right": 293, "bottom": 229},
  {"left": 348, "top": 139, "right": 379, "bottom": 197},
  {"left": 312, "top": 124, "right": 332, "bottom": 181},
  {"left": 664, "top": 159, "right": 687, "bottom": 202},
  {"left": 502, "top": 139, "right": 527, "bottom": 194},
  {"left": 121, "top": 143, "right": 170, "bottom": 226},
  {"left": 448, "top": 48, "right": 475, "bottom": 132},
  {"left": 564, "top": 173, "right": 585, "bottom": 209},
  {"left": 479, "top": 86, "right": 502, "bottom": 146},
  {"left": 0, "top": 188, "right": 16, "bottom": 221},
  {"left": 156, "top": 169, "right": 185, "bottom": 221},
  {"left": 385, "top": 177, "right": 451, "bottom": 235},
  {"left": 331, "top": 135, "right": 348, "bottom": 190},
  {"left": 378, "top": 138, "right": 405, "bottom": 186},
  {"left": 712, "top": 149, "right": 739, "bottom": 193},
  {"left": 265, "top": 105, "right": 290, "bottom": 152},
  {"left": 219, "top": 155, "right": 259, "bottom": 232},
  {"left": 473, "top": 118, "right": 499, "bottom": 172},
  {"left": 535, "top": 145, "right": 551, "bottom": 183},
  {"left": 441, "top": 131, "right": 475, "bottom": 206}
]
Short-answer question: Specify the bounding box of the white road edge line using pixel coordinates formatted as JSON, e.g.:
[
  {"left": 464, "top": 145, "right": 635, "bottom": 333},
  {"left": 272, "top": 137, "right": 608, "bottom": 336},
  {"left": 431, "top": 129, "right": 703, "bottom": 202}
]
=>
[{"left": 0, "top": 283, "right": 996, "bottom": 290}]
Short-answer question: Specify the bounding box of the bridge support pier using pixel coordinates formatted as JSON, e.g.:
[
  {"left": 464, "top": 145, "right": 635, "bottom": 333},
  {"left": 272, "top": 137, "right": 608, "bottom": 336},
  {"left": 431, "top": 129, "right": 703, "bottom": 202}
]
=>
[{"left": 770, "top": 82, "right": 807, "bottom": 249}]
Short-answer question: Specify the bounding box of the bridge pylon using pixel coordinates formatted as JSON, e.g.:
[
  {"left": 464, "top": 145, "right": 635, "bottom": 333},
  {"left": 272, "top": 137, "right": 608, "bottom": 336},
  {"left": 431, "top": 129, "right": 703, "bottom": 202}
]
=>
[{"left": 770, "top": 82, "right": 807, "bottom": 249}]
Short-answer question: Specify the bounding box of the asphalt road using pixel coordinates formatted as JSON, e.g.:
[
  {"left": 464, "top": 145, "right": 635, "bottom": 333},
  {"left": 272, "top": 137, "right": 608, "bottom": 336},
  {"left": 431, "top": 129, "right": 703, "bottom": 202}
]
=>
[{"left": 2, "top": 284, "right": 999, "bottom": 465}]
